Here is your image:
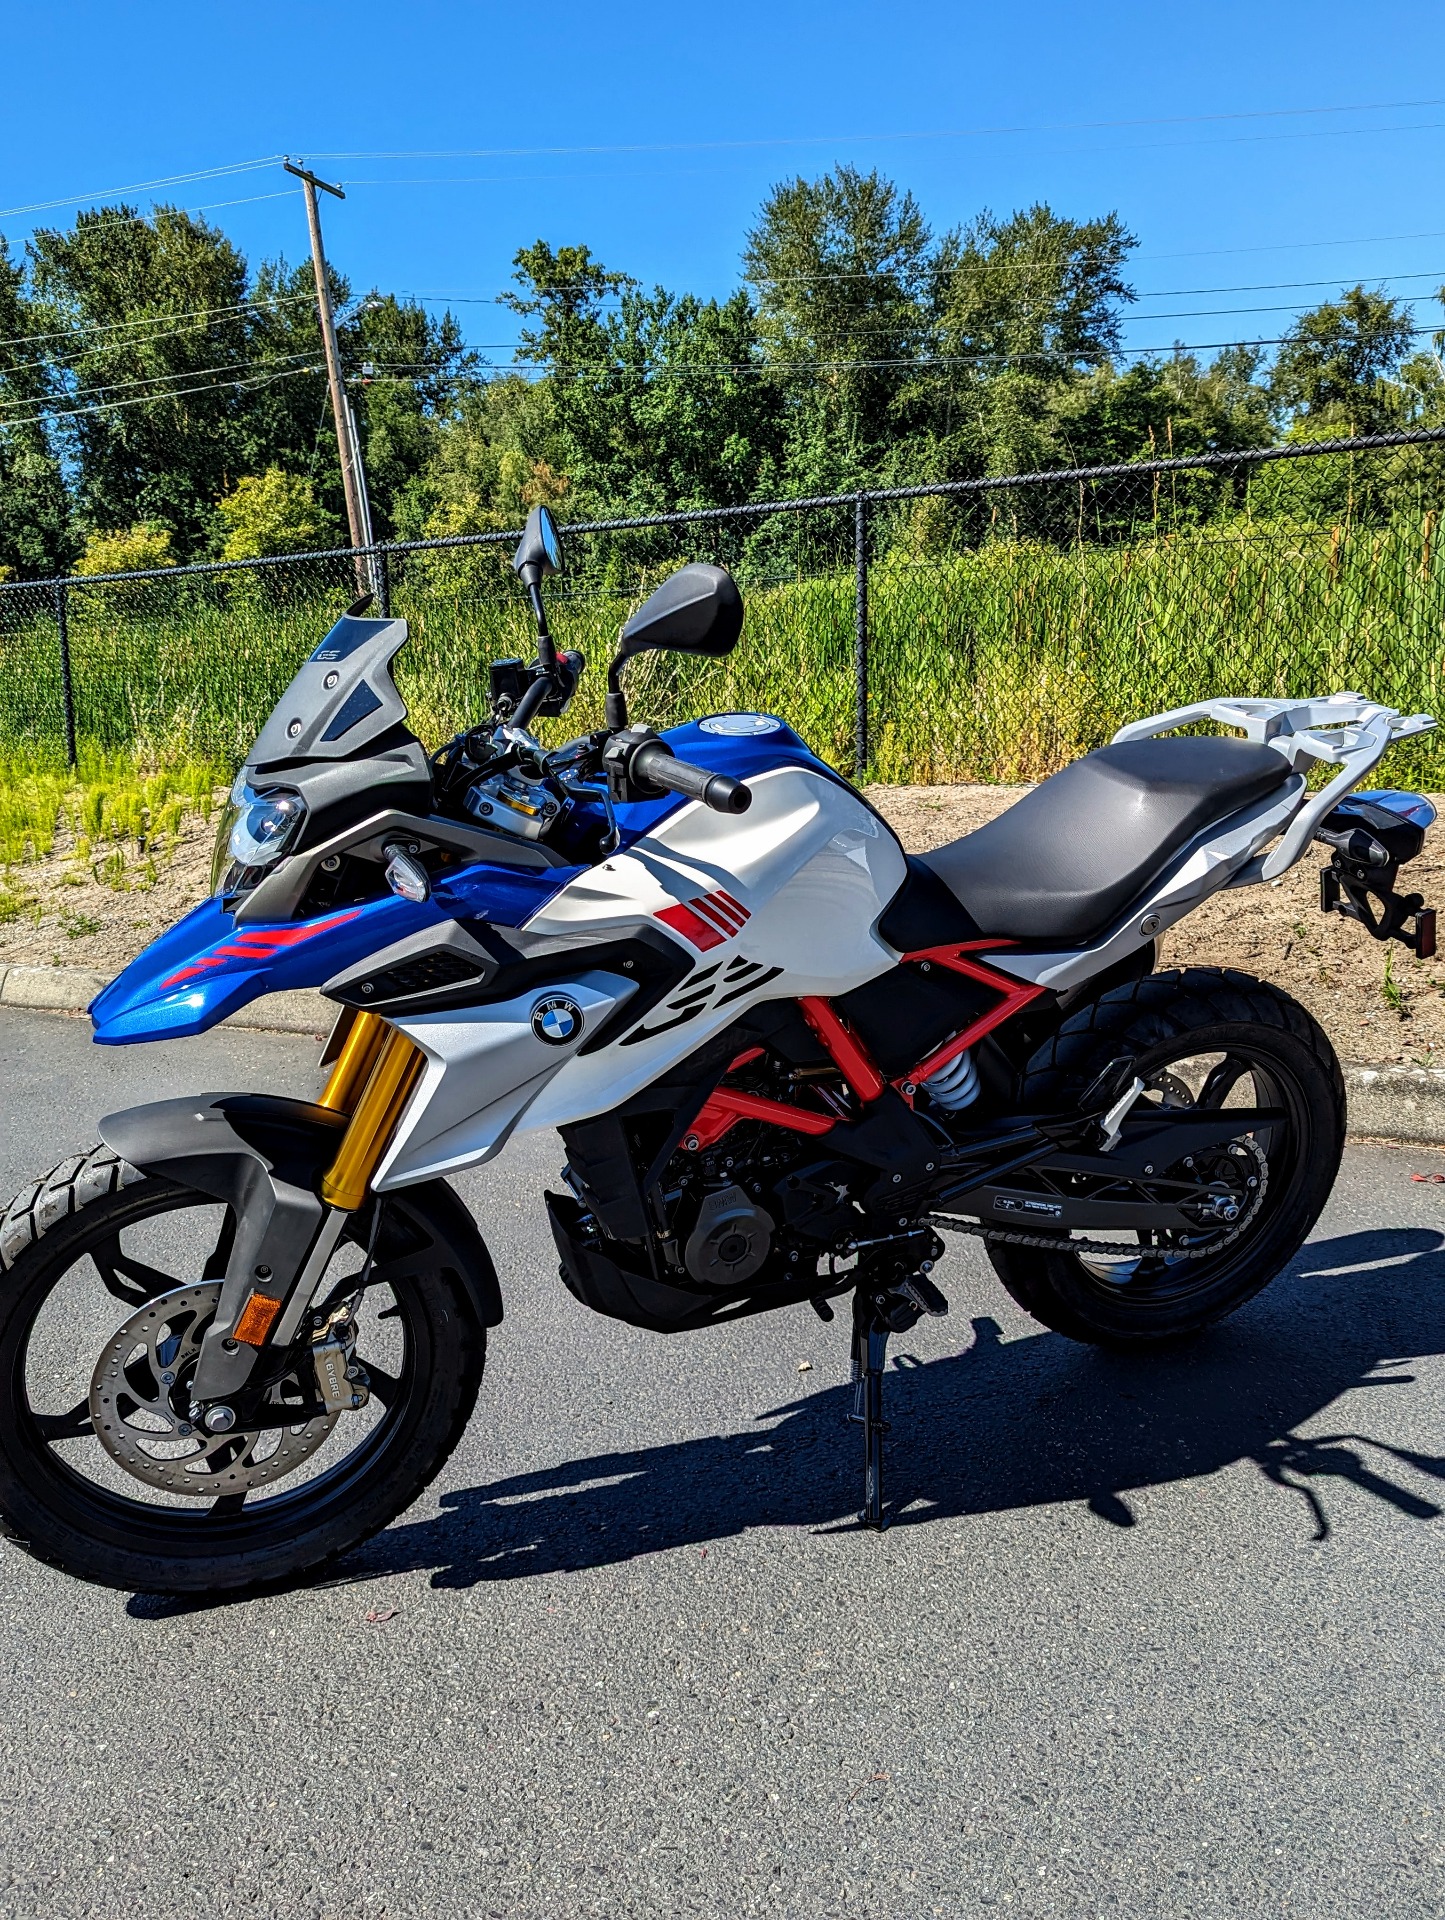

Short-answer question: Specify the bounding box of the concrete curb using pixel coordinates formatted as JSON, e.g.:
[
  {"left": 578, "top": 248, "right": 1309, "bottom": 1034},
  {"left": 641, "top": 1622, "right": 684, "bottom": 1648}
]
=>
[
  {"left": 1340, "top": 1063, "right": 1445, "bottom": 1146},
  {"left": 3, "top": 964, "right": 1445, "bottom": 1145}
]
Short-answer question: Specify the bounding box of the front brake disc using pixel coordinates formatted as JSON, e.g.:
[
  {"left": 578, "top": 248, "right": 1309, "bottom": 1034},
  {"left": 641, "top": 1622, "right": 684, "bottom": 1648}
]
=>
[{"left": 88, "top": 1282, "right": 339, "bottom": 1498}]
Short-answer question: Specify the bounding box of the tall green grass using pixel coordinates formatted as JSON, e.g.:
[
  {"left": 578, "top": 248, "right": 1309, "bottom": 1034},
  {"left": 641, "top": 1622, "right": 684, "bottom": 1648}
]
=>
[
  {"left": 0, "top": 512, "right": 1441, "bottom": 788},
  {"left": 0, "top": 743, "right": 225, "bottom": 920}
]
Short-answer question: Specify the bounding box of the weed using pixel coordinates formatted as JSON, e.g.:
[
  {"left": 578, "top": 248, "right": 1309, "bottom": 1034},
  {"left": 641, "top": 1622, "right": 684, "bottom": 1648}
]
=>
[
  {"left": 58, "top": 909, "right": 101, "bottom": 939},
  {"left": 1382, "top": 948, "right": 1411, "bottom": 1018},
  {"left": 93, "top": 848, "right": 129, "bottom": 891}
]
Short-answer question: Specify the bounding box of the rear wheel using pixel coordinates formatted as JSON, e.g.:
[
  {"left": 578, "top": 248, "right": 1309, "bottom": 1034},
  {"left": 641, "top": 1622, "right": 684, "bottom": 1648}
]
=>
[
  {"left": 986, "top": 968, "right": 1345, "bottom": 1347},
  {"left": 0, "top": 1147, "right": 485, "bottom": 1592}
]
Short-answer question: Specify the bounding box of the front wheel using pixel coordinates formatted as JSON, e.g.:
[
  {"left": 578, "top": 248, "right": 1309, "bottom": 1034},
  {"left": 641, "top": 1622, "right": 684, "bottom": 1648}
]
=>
[
  {"left": 0, "top": 1147, "right": 485, "bottom": 1592},
  {"left": 986, "top": 968, "right": 1346, "bottom": 1347}
]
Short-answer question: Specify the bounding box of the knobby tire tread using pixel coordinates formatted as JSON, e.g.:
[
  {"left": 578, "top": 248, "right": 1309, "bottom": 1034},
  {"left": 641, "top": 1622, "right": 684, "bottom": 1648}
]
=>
[
  {"left": 0, "top": 1148, "right": 486, "bottom": 1593},
  {"left": 992, "top": 968, "right": 1346, "bottom": 1346}
]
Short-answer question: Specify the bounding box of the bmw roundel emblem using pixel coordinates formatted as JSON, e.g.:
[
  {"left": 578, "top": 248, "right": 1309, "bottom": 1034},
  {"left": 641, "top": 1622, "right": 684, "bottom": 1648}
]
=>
[{"left": 532, "top": 995, "right": 584, "bottom": 1046}]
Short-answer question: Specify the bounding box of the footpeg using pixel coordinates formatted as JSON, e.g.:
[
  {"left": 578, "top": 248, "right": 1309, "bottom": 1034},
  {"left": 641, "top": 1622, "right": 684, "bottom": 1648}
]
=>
[
  {"left": 1098, "top": 1075, "right": 1146, "bottom": 1154},
  {"left": 897, "top": 1272, "right": 949, "bottom": 1317}
]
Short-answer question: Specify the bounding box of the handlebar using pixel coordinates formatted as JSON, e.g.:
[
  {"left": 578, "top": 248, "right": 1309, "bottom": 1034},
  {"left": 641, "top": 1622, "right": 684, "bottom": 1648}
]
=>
[{"left": 631, "top": 741, "right": 752, "bottom": 814}]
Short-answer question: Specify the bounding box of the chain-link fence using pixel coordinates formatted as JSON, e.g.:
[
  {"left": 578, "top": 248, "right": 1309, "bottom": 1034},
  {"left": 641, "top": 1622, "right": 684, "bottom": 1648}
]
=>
[{"left": 3, "top": 427, "right": 1444, "bottom": 786}]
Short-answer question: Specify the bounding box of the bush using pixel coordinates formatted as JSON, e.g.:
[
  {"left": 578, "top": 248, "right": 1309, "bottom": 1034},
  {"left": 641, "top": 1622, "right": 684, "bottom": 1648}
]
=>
[
  {"left": 214, "top": 469, "right": 338, "bottom": 562},
  {"left": 74, "top": 523, "right": 175, "bottom": 577}
]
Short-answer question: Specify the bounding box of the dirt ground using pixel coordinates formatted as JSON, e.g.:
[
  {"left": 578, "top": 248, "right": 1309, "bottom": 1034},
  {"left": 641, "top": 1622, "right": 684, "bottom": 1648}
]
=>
[{"left": 1, "top": 785, "right": 1441, "bottom": 1066}]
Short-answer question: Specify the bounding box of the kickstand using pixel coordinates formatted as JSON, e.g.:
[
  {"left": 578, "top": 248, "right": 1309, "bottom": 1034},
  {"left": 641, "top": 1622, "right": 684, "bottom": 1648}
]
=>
[{"left": 850, "top": 1292, "right": 890, "bottom": 1530}]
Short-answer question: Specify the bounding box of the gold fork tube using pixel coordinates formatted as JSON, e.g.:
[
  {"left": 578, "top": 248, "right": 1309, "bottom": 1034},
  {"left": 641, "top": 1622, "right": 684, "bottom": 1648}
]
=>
[
  {"left": 320, "top": 1025, "right": 425, "bottom": 1212},
  {"left": 316, "top": 1009, "right": 390, "bottom": 1114}
]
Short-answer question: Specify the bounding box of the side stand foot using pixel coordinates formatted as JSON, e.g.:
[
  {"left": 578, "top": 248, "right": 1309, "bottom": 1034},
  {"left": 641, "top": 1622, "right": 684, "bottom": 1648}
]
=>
[{"left": 851, "top": 1292, "right": 890, "bottom": 1530}]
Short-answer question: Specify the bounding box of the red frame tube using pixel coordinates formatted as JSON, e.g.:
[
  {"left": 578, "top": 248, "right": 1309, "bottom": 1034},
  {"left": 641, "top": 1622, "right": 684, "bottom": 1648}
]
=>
[
  {"left": 891, "top": 945, "right": 1045, "bottom": 1103},
  {"left": 797, "top": 996, "right": 887, "bottom": 1102},
  {"left": 680, "top": 945, "right": 1044, "bottom": 1152}
]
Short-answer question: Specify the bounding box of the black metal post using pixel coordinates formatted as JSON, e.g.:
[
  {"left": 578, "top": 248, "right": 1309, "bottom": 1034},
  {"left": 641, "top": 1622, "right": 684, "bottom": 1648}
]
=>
[
  {"left": 54, "top": 581, "right": 76, "bottom": 768},
  {"left": 373, "top": 547, "right": 391, "bottom": 618},
  {"left": 854, "top": 493, "right": 869, "bottom": 783}
]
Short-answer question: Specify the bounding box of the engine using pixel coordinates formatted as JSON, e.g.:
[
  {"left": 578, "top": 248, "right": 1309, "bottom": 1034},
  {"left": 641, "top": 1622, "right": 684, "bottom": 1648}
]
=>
[{"left": 545, "top": 1003, "right": 973, "bottom": 1334}]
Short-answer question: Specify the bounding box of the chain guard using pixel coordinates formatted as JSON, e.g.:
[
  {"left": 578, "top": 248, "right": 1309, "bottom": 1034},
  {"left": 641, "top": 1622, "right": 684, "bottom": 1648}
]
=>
[{"left": 927, "top": 1132, "right": 1270, "bottom": 1263}]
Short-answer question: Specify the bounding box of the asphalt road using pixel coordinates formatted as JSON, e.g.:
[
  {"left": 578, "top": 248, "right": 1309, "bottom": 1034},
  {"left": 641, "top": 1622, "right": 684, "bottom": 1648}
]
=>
[{"left": 0, "top": 1005, "right": 1441, "bottom": 1919}]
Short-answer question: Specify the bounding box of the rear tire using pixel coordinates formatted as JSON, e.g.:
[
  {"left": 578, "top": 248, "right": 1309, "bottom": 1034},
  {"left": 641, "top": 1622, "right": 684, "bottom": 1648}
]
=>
[
  {"left": 987, "top": 968, "right": 1345, "bottom": 1347},
  {"left": 0, "top": 1147, "right": 485, "bottom": 1593}
]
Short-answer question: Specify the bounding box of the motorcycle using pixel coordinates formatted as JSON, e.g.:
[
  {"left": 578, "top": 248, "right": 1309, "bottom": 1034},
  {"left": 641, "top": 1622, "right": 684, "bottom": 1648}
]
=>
[{"left": 0, "top": 504, "right": 1436, "bottom": 1591}]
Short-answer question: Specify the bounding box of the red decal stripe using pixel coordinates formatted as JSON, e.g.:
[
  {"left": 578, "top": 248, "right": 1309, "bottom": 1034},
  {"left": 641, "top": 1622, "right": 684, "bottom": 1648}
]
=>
[
  {"left": 703, "top": 890, "right": 749, "bottom": 930},
  {"left": 689, "top": 896, "right": 740, "bottom": 935},
  {"left": 160, "top": 908, "right": 363, "bottom": 988},
  {"left": 655, "top": 902, "right": 726, "bottom": 952}
]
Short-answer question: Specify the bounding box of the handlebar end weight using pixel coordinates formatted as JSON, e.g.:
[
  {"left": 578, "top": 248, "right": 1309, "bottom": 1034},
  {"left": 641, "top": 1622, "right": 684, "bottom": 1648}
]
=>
[{"left": 704, "top": 774, "right": 752, "bottom": 814}]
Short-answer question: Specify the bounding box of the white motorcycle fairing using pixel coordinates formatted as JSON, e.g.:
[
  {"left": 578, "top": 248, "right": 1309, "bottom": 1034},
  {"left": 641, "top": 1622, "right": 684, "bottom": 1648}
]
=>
[{"left": 375, "top": 765, "right": 907, "bottom": 1188}]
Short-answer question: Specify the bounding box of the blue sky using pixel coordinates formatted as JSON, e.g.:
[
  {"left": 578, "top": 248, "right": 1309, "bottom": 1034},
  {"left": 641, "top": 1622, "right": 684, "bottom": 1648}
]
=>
[{"left": 4, "top": 0, "right": 1445, "bottom": 365}]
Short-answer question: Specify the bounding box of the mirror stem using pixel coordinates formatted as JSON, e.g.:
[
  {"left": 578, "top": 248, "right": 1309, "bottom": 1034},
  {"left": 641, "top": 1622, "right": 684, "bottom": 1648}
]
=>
[
  {"left": 605, "top": 650, "right": 629, "bottom": 731},
  {"left": 527, "top": 583, "right": 557, "bottom": 672}
]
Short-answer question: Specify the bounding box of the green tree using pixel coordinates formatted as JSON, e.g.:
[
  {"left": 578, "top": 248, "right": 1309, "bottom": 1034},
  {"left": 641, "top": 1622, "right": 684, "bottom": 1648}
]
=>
[
  {"left": 0, "top": 235, "right": 69, "bottom": 577},
  {"left": 497, "top": 240, "right": 783, "bottom": 517},
  {"left": 1270, "top": 286, "right": 1418, "bottom": 435},
  {"left": 744, "top": 167, "right": 933, "bottom": 491},
  {"left": 28, "top": 205, "right": 254, "bottom": 558},
  {"left": 74, "top": 522, "right": 175, "bottom": 574},
  {"left": 350, "top": 293, "right": 474, "bottom": 538},
  {"left": 928, "top": 204, "right": 1138, "bottom": 478}
]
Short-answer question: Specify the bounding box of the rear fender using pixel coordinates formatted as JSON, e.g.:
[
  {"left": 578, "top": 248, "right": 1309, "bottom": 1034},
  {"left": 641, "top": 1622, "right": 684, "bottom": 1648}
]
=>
[{"left": 98, "top": 1093, "right": 502, "bottom": 1400}]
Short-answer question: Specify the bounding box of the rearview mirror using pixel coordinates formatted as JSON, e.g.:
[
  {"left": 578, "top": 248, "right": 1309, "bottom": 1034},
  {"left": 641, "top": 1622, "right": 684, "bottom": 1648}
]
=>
[
  {"left": 617, "top": 563, "right": 743, "bottom": 662},
  {"left": 512, "top": 505, "right": 564, "bottom": 587}
]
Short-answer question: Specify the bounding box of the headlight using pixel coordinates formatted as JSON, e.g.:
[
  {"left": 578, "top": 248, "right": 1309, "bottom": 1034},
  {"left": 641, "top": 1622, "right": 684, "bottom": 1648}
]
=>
[{"left": 211, "top": 780, "right": 307, "bottom": 893}]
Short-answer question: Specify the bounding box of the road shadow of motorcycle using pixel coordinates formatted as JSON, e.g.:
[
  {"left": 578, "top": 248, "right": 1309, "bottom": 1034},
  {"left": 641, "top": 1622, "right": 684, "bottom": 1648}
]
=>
[
  {"left": 127, "top": 1224, "right": 1445, "bottom": 1614},
  {"left": 367, "top": 1224, "right": 1445, "bottom": 1583}
]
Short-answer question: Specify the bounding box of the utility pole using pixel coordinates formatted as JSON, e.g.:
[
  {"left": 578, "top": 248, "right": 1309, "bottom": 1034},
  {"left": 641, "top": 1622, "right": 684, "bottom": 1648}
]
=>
[{"left": 284, "top": 158, "right": 373, "bottom": 594}]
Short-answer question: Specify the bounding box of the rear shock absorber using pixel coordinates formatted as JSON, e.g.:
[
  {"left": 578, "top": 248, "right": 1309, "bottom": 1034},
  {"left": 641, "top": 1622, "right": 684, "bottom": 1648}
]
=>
[{"left": 919, "top": 1049, "right": 979, "bottom": 1112}]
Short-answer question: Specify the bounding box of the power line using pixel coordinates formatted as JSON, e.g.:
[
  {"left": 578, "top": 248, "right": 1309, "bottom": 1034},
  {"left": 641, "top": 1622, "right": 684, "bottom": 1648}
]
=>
[
  {"left": 399, "top": 267, "right": 1445, "bottom": 307},
  {"left": 0, "top": 157, "right": 283, "bottom": 222},
  {"left": 0, "top": 292, "right": 315, "bottom": 354},
  {"left": 0, "top": 190, "right": 301, "bottom": 239},
  {"left": 17, "top": 352, "right": 317, "bottom": 410},
  {"left": 310, "top": 98, "right": 1445, "bottom": 166},
  {"left": 0, "top": 362, "right": 318, "bottom": 430},
  {"left": 350, "top": 320, "right": 1445, "bottom": 385}
]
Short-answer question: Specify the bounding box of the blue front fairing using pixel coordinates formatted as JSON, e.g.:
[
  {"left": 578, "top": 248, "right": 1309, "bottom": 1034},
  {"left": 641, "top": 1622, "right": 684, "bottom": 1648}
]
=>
[
  {"left": 89, "top": 714, "right": 837, "bottom": 1045},
  {"left": 89, "top": 892, "right": 444, "bottom": 1043}
]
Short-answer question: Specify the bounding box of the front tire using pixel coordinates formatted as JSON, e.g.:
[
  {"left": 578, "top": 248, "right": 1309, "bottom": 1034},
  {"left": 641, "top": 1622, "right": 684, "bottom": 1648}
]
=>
[
  {"left": 987, "top": 968, "right": 1345, "bottom": 1347},
  {"left": 0, "top": 1146, "right": 485, "bottom": 1593}
]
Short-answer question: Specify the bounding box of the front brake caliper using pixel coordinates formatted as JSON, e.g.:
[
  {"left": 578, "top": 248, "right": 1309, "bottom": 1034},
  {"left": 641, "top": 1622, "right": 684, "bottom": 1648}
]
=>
[{"left": 311, "top": 1303, "right": 370, "bottom": 1414}]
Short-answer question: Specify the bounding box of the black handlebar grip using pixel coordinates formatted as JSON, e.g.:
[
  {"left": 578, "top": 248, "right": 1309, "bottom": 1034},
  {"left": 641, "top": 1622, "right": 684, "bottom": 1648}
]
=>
[{"left": 632, "top": 742, "right": 752, "bottom": 814}]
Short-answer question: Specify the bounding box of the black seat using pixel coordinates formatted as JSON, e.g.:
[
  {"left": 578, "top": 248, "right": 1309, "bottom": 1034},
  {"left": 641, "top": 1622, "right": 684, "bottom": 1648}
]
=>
[{"left": 917, "top": 735, "right": 1296, "bottom": 946}]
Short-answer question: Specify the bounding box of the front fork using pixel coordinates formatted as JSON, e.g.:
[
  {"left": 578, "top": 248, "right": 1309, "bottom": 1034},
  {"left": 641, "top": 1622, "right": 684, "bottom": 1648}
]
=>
[
  {"left": 190, "top": 1013, "right": 424, "bottom": 1404},
  {"left": 316, "top": 1012, "right": 425, "bottom": 1209}
]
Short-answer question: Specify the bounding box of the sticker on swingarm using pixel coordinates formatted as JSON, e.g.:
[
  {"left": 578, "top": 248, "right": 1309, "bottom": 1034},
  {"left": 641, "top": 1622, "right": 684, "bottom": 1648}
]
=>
[{"left": 993, "top": 1195, "right": 1064, "bottom": 1220}]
